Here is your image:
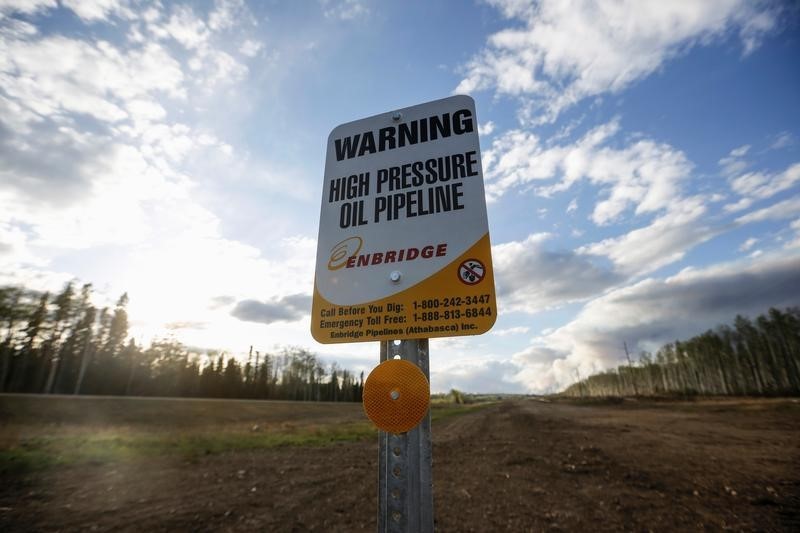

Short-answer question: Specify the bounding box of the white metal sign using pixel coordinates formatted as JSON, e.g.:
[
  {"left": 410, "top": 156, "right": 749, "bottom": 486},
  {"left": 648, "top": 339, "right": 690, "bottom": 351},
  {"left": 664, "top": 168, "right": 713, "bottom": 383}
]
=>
[{"left": 312, "top": 95, "right": 496, "bottom": 343}]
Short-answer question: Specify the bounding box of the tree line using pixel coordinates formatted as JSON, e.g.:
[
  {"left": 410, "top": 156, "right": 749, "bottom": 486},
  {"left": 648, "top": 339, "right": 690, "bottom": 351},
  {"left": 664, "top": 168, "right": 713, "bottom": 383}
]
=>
[
  {"left": 0, "top": 283, "right": 363, "bottom": 401},
  {"left": 562, "top": 307, "right": 800, "bottom": 398}
]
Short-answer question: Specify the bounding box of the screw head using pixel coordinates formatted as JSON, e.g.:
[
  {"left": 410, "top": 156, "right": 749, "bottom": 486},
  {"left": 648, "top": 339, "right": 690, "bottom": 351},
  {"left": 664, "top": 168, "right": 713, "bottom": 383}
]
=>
[
  {"left": 389, "top": 271, "right": 401, "bottom": 282},
  {"left": 392, "top": 112, "right": 402, "bottom": 121}
]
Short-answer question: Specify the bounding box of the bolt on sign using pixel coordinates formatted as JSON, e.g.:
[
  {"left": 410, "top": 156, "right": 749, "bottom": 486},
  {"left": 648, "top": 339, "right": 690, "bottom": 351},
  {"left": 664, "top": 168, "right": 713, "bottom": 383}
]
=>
[{"left": 312, "top": 95, "right": 496, "bottom": 344}]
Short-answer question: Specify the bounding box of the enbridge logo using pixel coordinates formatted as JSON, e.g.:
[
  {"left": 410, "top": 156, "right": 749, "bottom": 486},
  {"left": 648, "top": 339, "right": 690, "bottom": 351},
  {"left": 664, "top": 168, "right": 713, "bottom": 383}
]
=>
[
  {"left": 328, "top": 236, "right": 448, "bottom": 271},
  {"left": 328, "top": 236, "right": 363, "bottom": 271}
]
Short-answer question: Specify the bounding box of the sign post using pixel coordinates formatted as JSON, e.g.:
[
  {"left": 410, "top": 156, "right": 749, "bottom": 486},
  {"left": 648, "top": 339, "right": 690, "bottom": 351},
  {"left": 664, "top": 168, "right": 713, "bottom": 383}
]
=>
[
  {"left": 378, "top": 339, "right": 432, "bottom": 532},
  {"left": 312, "top": 95, "right": 495, "bottom": 533}
]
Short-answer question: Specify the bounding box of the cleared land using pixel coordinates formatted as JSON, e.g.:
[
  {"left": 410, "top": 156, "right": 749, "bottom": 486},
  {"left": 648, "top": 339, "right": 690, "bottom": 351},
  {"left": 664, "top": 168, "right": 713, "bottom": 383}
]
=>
[{"left": 1, "top": 395, "right": 799, "bottom": 531}]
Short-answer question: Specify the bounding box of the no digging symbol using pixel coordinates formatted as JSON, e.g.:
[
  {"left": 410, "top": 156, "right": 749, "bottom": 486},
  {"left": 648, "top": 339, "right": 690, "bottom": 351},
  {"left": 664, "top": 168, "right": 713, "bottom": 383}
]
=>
[{"left": 458, "top": 259, "right": 486, "bottom": 285}]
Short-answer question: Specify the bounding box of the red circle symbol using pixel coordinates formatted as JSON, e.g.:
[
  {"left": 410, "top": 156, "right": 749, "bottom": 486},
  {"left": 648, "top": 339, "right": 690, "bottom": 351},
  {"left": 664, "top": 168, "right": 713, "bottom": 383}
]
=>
[{"left": 458, "top": 259, "right": 486, "bottom": 285}]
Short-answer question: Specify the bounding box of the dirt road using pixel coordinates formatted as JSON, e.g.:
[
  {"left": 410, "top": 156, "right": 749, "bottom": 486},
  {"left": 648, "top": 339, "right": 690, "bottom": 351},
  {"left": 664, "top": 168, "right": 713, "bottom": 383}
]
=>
[{"left": 2, "top": 398, "right": 799, "bottom": 531}]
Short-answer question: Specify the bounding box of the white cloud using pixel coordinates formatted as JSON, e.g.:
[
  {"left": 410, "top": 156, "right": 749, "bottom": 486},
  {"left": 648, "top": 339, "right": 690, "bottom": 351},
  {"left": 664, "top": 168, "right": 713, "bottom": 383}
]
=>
[
  {"left": 0, "top": 221, "right": 45, "bottom": 269},
  {"left": 566, "top": 198, "right": 578, "bottom": 213},
  {"left": 431, "top": 357, "right": 528, "bottom": 394},
  {"left": 739, "top": 7, "right": 779, "bottom": 56},
  {"left": 720, "top": 150, "right": 800, "bottom": 213},
  {"left": 491, "top": 326, "right": 530, "bottom": 336},
  {"left": 739, "top": 237, "right": 758, "bottom": 252},
  {"left": 512, "top": 252, "right": 800, "bottom": 392},
  {"left": 718, "top": 144, "right": 750, "bottom": 177},
  {"left": 125, "top": 98, "right": 167, "bottom": 122},
  {"left": 786, "top": 219, "right": 800, "bottom": 249},
  {"left": 209, "top": 0, "right": 250, "bottom": 31},
  {"left": 478, "top": 120, "right": 495, "bottom": 136},
  {"left": 239, "top": 38, "right": 262, "bottom": 57},
  {"left": 61, "top": 0, "right": 130, "bottom": 22},
  {"left": 709, "top": 193, "right": 726, "bottom": 203},
  {"left": 729, "top": 162, "right": 800, "bottom": 203},
  {"left": 141, "top": 6, "right": 160, "bottom": 23},
  {"left": 0, "top": 0, "right": 55, "bottom": 15},
  {"left": 197, "top": 48, "right": 248, "bottom": 85},
  {"left": 159, "top": 5, "right": 210, "bottom": 49},
  {"left": 580, "top": 196, "right": 717, "bottom": 276},
  {"left": 0, "top": 32, "right": 185, "bottom": 126},
  {"left": 723, "top": 197, "right": 753, "bottom": 213},
  {"left": 458, "top": 0, "right": 779, "bottom": 122},
  {"left": 735, "top": 196, "right": 800, "bottom": 225},
  {"left": 321, "top": 0, "right": 369, "bottom": 21},
  {"left": 1, "top": 129, "right": 207, "bottom": 250},
  {"left": 483, "top": 119, "right": 692, "bottom": 225},
  {"left": 139, "top": 1, "right": 259, "bottom": 87},
  {"left": 729, "top": 145, "right": 750, "bottom": 158},
  {"left": 771, "top": 131, "right": 795, "bottom": 150}
]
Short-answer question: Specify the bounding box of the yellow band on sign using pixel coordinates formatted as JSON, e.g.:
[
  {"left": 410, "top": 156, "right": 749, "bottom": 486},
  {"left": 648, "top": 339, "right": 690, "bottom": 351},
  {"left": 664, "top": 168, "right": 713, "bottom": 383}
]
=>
[{"left": 311, "top": 233, "right": 496, "bottom": 343}]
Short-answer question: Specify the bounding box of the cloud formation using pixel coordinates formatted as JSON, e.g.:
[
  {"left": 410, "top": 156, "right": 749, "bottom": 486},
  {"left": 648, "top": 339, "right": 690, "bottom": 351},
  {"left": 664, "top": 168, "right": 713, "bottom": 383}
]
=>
[
  {"left": 458, "top": 0, "right": 779, "bottom": 122},
  {"left": 482, "top": 120, "right": 693, "bottom": 225},
  {"left": 0, "top": 2, "right": 325, "bottom": 352},
  {"left": 725, "top": 163, "right": 800, "bottom": 213},
  {"left": 320, "top": 0, "right": 368, "bottom": 21},
  {"left": 0, "top": 1, "right": 260, "bottom": 254},
  {"left": 231, "top": 293, "right": 312, "bottom": 325},
  {"left": 512, "top": 252, "right": 800, "bottom": 391},
  {"left": 580, "top": 196, "right": 718, "bottom": 277},
  {"left": 735, "top": 196, "right": 800, "bottom": 225},
  {"left": 431, "top": 358, "right": 528, "bottom": 394},
  {"left": 493, "top": 233, "right": 622, "bottom": 312}
]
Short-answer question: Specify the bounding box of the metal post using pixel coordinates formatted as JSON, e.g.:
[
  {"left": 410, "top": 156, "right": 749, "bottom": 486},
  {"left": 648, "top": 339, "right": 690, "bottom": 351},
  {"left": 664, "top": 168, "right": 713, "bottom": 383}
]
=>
[{"left": 378, "top": 339, "right": 433, "bottom": 533}]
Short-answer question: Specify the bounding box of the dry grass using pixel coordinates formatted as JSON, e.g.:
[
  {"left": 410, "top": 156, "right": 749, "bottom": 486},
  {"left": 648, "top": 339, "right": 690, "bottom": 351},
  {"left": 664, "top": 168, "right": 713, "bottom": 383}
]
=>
[{"left": 0, "top": 394, "right": 490, "bottom": 473}]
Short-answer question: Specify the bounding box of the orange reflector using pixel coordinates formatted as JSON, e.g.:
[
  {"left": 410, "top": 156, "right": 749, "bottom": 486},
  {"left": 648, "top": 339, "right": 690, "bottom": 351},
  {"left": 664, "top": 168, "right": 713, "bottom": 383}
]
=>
[{"left": 363, "top": 359, "right": 430, "bottom": 434}]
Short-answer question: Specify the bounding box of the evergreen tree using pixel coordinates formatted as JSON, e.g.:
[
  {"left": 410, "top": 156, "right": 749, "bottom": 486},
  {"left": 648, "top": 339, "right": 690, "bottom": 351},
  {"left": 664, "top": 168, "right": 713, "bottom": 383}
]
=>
[
  {"left": 0, "top": 287, "right": 23, "bottom": 391},
  {"left": 2, "top": 281, "right": 375, "bottom": 403}
]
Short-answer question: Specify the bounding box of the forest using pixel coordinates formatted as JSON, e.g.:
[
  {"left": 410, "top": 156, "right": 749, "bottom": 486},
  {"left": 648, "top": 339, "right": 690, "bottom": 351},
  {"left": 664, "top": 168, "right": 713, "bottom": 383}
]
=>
[
  {"left": 563, "top": 307, "right": 800, "bottom": 397},
  {"left": 4, "top": 280, "right": 798, "bottom": 401},
  {"left": 0, "top": 283, "right": 363, "bottom": 401}
]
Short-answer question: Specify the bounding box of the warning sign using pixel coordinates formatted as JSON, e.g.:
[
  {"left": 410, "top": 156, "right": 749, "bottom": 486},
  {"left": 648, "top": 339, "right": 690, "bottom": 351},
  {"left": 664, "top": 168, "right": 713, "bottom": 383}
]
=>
[{"left": 311, "top": 95, "right": 497, "bottom": 343}]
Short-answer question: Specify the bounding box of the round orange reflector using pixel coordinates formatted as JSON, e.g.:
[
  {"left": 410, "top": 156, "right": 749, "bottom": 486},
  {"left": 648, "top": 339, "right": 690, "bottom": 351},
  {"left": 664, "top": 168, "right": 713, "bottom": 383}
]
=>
[{"left": 363, "top": 359, "right": 430, "bottom": 433}]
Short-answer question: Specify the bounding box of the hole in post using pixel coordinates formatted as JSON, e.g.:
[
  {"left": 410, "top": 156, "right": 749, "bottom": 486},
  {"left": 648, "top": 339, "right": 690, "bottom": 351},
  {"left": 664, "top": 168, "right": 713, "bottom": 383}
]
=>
[
  {"left": 393, "top": 355, "right": 400, "bottom": 360},
  {"left": 392, "top": 446, "right": 401, "bottom": 456},
  {"left": 392, "top": 339, "right": 401, "bottom": 346},
  {"left": 392, "top": 465, "right": 402, "bottom": 477},
  {"left": 391, "top": 489, "right": 400, "bottom": 500},
  {"left": 392, "top": 511, "right": 402, "bottom": 523}
]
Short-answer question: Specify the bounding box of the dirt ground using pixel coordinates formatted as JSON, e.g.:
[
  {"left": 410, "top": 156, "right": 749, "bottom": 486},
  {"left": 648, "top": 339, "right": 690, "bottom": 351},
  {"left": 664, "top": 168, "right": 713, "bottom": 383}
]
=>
[{"left": 1, "top": 397, "right": 799, "bottom": 532}]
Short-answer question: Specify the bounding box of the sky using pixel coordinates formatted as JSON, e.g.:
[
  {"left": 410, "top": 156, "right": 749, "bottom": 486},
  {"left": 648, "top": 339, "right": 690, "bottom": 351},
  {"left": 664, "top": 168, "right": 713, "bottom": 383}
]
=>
[{"left": 1, "top": 0, "right": 799, "bottom": 394}]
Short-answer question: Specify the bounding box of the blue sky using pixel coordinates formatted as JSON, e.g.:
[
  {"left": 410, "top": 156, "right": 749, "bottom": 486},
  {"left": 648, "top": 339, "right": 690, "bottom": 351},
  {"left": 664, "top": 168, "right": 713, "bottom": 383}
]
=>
[{"left": 1, "top": 0, "right": 799, "bottom": 393}]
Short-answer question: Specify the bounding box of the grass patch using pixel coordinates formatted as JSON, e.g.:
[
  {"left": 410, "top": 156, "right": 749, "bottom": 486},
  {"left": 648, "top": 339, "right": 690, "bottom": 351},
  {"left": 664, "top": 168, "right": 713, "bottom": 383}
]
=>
[
  {"left": 1, "top": 422, "right": 378, "bottom": 475},
  {"left": 430, "top": 401, "right": 495, "bottom": 422},
  {"left": 0, "top": 399, "right": 493, "bottom": 474},
  {"left": 0, "top": 447, "right": 59, "bottom": 476}
]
